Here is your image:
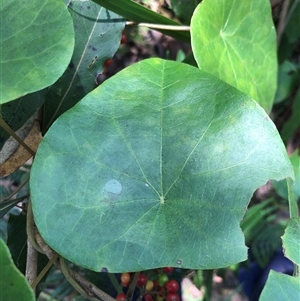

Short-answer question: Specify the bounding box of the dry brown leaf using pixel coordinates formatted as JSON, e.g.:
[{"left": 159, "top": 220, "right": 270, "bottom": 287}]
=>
[{"left": 0, "top": 120, "right": 42, "bottom": 177}]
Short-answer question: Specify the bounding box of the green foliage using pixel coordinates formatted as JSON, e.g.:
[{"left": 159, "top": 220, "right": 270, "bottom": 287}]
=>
[
  {"left": 0, "top": 238, "right": 35, "bottom": 301},
  {"left": 190, "top": 0, "right": 277, "bottom": 112},
  {"left": 0, "top": 0, "right": 74, "bottom": 104},
  {"left": 259, "top": 270, "right": 300, "bottom": 301},
  {"left": 241, "top": 199, "right": 285, "bottom": 268},
  {"left": 282, "top": 218, "right": 300, "bottom": 267},
  {"left": 1, "top": 0, "right": 299, "bottom": 299},
  {"left": 170, "top": 0, "right": 201, "bottom": 24},
  {"left": 30, "top": 58, "right": 293, "bottom": 272},
  {"left": 41, "top": 0, "right": 125, "bottom": 132}
]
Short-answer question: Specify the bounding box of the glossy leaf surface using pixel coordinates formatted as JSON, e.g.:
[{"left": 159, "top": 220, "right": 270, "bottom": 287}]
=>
[
  {"left": 191, "top": 0, "right": 277, "bottom": 111},
  {"left": 31, "top": 59, "right": 293, "bottom": 272},
  {"left": 0, "top": 0, "right": 74, "bottom": 104}
]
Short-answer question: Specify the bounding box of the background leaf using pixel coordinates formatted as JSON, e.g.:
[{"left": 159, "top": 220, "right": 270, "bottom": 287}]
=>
[
  {"left": 282, "top": 217, "right": 300, "bottom": 266},
  {"left": 190, "top": 0, "right": 277, "bottom": 112},
  {"left": 259, "top": 270, "right": 300, "bottom": 301},
  {"left": 0, "top": 238, "right": 35, "bottom": 301},
  {"left": 272, "top": 151, "right": 300, "bottom": 201},
  {"left": 170, "top": 0, "right": 201, "bottom": 25},
  {"left": 92, "top": 0, "right": 190, "bottom": 42},
  {"left": 0, "top": 0, "right": 74, "bottom": 104},
  {"left": 0, "top": 91, "right": 45, "bottom": 149},
  {"left": 31, "top": 58, "right": 293, "bottom": 272},
  {"left": 42, "top": 0, "right": 125, "bottom": 132}
]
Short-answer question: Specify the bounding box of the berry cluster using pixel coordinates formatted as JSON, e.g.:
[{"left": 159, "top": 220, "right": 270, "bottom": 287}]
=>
[{"left": 115, "top": 267, "right": 180, "bottom": 301}]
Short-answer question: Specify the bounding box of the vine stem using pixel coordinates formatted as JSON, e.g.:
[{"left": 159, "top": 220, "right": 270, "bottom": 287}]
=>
[
  {"left": 30, "top": 253, "right": 59, "bottom": 290},
  {"left": 126, "top": 21, "right": 190, "bottom": 31},
  {"left": 126, "top": 272, "right": 140, "bottom": 301},
  {"left": 60, "top": 257, "right": 117, "bottom": 301},
  {"left": 0, "top": 117, "right": 35, "bottom": 156},
  {"left": 108, "top": 273, "right": 123, "bottom": 293},
  {"left": 1, "top": 178, "right": 29, "bottom": 202},
  {"left": 26, "top": 240, "right": 38, "bottom": 292},
  {"left": 26, "top": 201, "right": 43, "bottom": 253},
  {"left": 276, "top": 0, "right": 290, "bottom": 48}
]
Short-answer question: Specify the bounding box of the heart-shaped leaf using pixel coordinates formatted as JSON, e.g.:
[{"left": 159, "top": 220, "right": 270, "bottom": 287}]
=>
[
  {"left": 191, "top": 0, "right": 277, "bottom": 111},
  {"left": 0, "top": 0, "right": 74, "bottom": 104},
  {"left": 30, "top": 59, "right": 293, "bottom": 272}
]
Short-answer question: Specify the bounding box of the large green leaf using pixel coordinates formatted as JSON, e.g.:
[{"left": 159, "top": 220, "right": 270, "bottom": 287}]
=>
[
  {"left": 259, "top": 270, "right": 300, "bottom": 301},
  {"left": 0, "top": 238, "right": 35, "bottom": 301},
  {"left": 0, "top": 0, "right": 74, "bottom": 104},
  {"left": 190, "top": 0, "right": 277, "bottom": 112},
  {"left": 30, "top": 59, "right": 293, "bottom": 272},
  {"left": 42, "top": 0, "right": 125, "bottom": 132}
]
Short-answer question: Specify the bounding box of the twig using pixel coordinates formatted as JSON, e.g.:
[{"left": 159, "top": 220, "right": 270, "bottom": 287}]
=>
[
  {"left": 126, "top": 21, "right": 190, "bottom": 31},
  {"left": 277, "top": 0, "right": 290, "bottom": 48},
  {"left": 1, "top": 177, "right": 29, "bottom": 202},
  {"left": 126, "top": 272, "right": 140, "bottom": 301},
  {"left": 108, "top": 273, "right": 123, "bottom": 293},
  {"left": 0, "top": 117, "right": 35, "bottom": 156},
  {"left": 60, "top": 257, "right": 117, "bottom": 301},
  {"left": 33, "top": 224, "right": 118, "bottom": 301},
  {"left": 26, "top": 201, "right": 43, "bottom": 253},
  {"left": 26, "top": 240, "right": 38, "bottom": 293},
  {"left": 30, "top": 253, "right": 59, "bottom": 290}
]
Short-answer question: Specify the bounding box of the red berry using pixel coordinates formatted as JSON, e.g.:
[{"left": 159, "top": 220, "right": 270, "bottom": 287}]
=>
[
  {"left": 137, "top": 273, "right": 147, "bottom": 287},
  {"left": 158, "top": 274, "right": 169, "bottom": 287},
  {"left": 121, "top": 273, "right": 130, "bottom": 284},
  {"left": 162, "top": 267, "right": 174, "bottom": 274},
  {"left": 120, "top": 33, "right": 127, "bottom": 44},
  {"left": 143, "top": 293, "right": 153, "bottom": 301},
  {"left": 104, "top": 58, "right": 113, "bottom": 68},
  {"left": 153, "top": 280, "right": 159, "bottom": 288},
  {"left": 165, "top": 280, "right": 179, "bottom": 293},
  {"left": 116, "top": 293, "right": 126, "bottom": 301},
  {"left": 166, "top": 293, "right": 180, "bottom": 301},
  {"left": 157, "top": 287, "right": 165, "bottom": 301}
]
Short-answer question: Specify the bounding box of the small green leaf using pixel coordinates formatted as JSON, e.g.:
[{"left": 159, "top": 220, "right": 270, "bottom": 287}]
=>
[
  {"left": 280, "top": 89, "right": 300, "bottom": 144},
  {"left": 259, "top": 270, "right": 300, "bottom": 301},
  {"left": 0, "top": 0, "right": 74, "bottom": 104},
  {"left": 191, "top": 0, "right": 277, "bottom": 111},
  {"left": 274, "top": 60, "right": 299, "bottom": 104},
  {"left": 0, "top": 238, "right": 35, "bottom": 301},
  {"left": 282, "top": 218, "right": 300, "bottom": 266},
  {"left": 31, "top": 59, "right": 293, "bottom": 272}
]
